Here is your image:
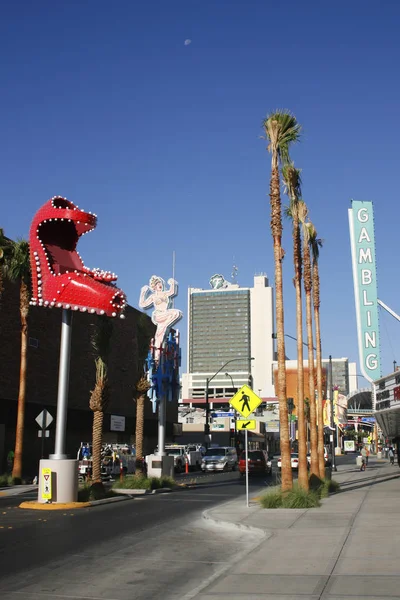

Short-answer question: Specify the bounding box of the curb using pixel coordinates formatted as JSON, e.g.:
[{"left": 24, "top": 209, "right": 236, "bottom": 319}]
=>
[
  {"left": 19, "top": 500, "right": 91, "bottom": 510},
  {"left": 19, "top": 488, "right": 174, "bottom": 509},
  {"left": 202, "top": 507, "right": 267, "bottom": 537},
  {"left": 19, "top": 495, "right": 134, "bottom": 510},
  {"left": 112, "top": 487, "right": 172, "bottom": 495}
]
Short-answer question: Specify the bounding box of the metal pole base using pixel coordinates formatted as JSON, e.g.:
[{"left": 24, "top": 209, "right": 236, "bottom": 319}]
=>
[{"left": 49, "top": 453, "right": 68, "bottom": 460}]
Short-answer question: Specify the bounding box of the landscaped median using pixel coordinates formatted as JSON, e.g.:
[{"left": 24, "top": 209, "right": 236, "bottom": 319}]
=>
[
  {"left": 19, "top": 475, "right": 177, "bottom": 510},
  {"left": 112, "top": 473, "right": 176, "bottom": 494},
  {"left": 259, "top": 478, "right": 340, "bottom": 509}
]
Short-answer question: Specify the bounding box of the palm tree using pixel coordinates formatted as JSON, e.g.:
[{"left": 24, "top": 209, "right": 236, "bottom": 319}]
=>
[
  {"left": 309, "top": 224, "right": 325, "bottom": 477},
  {"left": 134, "top": 313, "right": 154, "bottom": 472},
  {"left": 1, "top": 239, "right": 31, "bottom": 481},
  {"left": 0, "top": 229, "right": 13, "bottom": 299},
  {"left": 90, "top": 316, "right": 113, "bottom": 484},
  {"left": 135, "top": 376, "right": 150, "bottom": 473},
  {"left": 300, "top": 212, "right": 319, "bottom": 478},
  {"left": 263, "top": 110, "right": 301, "bottom": 491},
  {"left": 282, "top": 164, "right": 308, "bottom": 490}
]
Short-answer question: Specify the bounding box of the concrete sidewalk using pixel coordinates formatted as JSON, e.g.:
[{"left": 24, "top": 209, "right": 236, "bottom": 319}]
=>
[
  {"left": 0, "top": 484, "right": 37, "bottom": 496},
  {"left": 197, "top": 457, "right": 400, "bottom": 600}
]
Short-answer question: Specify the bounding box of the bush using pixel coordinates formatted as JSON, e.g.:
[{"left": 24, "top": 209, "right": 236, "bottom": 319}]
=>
[
  {"left": 260, "top": 484, "right": 321, "bottom": 509},
  {"left": 159, "top": 475, "right": 176, "bottom": 489},
  {"left": 78, "top": 482, "right": 119, "bottom": 502},
  {"left": 260, "top": 487, "right": 283, "bottom": 508},
  {"left": 0, "top": 473, "right": 13, "bottom": 487},
  {"left": 282, "top": 485, "right": 320, "bottom": 508},
  {"left": 320, "top": 478, "right": 340, "bottom": 498},
  {"left": 78, "top": 486, "right": 91, "bottom": 502},
  {"left": 89, "top": 482, "right": 107, "bottom": 500},
  {"left": 112, "top": 474, "right": 176, "bottom": 491}
]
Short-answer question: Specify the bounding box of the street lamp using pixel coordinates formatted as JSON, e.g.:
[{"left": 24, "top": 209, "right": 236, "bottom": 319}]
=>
[
  {"left": 204, "top": 357, "right": 255, "bottom": 448},
  {"left": 329, "top": 355, "right": 337, "bottom": 472},
  {"left": 225, "top": 372, "right": 238, "bottom": 449},
  {"left": 225, "top": 372, "right": 236, "bottom": 394}
]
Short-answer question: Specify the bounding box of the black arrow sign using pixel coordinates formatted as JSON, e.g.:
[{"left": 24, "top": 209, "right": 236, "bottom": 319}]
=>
[{"left": 242, "top": 421, "right": 251, "bottom": 429}]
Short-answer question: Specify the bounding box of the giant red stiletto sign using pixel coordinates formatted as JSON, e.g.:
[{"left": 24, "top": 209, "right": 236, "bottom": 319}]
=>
[{"left": 29, "top": 196, "right": 126, "bottom": 317}]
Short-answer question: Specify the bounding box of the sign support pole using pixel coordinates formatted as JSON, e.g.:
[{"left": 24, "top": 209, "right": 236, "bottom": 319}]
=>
[
  {"left": 41, "top": 410, "right": 46, "bottom": 459},
  {"left": 51, "top": 309, "right": 72, "bottom": 459},
  {"left": 245, "top": 427, "right": 249, "bottom": 508}
]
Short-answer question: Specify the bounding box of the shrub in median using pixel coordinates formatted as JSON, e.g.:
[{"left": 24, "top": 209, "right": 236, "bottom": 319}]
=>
[
  {"left": 0, "top": 473, "right": 13, "bottom": 487},
  {"left": 319, "top": 478, "right": 340, "bottom": 498},
  {"left": 260, "top": 487, "right": 283, "bottom": 508},
  {"left": 260, "top": 484, "right": 321, "bottom": 509},
  {"left": 282, "top": 485, "right": 320, "bottom": 508},
  {"left": 112, "top": 474, "right": 176, "bottom": 491}
]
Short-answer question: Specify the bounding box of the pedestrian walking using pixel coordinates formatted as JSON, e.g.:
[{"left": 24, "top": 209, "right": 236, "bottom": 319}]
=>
[
  {"left": 366, "top": 446, "right": 370, "bottom": 466},
  {"left": 360, "top": 446, "right": 368, "bottom": 471},
  {"left": 389, "top": 447, "right": 395, "bottom": 465}
]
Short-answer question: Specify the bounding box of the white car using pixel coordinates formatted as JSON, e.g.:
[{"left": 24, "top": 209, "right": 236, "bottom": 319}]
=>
[{"left": 277, "top": 453, "right": 299, "bottom": 470}]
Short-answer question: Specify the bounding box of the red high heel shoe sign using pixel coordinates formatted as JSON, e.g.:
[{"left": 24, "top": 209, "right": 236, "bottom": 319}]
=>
[{"left": 29, "top": 196, "right": 126, "bottom": 317}]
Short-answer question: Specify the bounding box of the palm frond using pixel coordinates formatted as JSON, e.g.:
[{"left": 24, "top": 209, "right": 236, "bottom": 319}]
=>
[
  {"left": 262, "top": 110, "right": 301, "bottom": 164},
  {"left": 308, "top": 224, "right": 324, "bottom": 262},
  {"left": 282, "top": 162, "right": 302, "bottom": 202},
  {"left": 297, "top": 201, "right": 309, "bottom": 226},
  {"left": 284, "top": 205, "right": 293, "bottom": 220},
  {"left": 2, "top": 239, "right": 30, "bottom": 283}
]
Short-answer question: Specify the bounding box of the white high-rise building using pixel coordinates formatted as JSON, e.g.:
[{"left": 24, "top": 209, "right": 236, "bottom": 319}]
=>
[{"left": 181, "top": 274, "right": 276, "bottom": 403}]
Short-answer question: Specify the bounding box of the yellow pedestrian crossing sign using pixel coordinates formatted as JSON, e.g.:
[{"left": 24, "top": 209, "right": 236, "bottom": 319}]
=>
[
  {"left": 236, "top": 419, "right": 256, "bottom": 431},
  {"left": 230, "top": 385, "right": 262, "bottom": 418}
]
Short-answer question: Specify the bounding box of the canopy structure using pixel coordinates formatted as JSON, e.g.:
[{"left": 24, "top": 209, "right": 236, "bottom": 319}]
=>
[
  {"left": 373, "top": 371, "right": 400, "bottom": 440},
  {"left": 346, "top": 388, "right": 372, "bottom": 411}
]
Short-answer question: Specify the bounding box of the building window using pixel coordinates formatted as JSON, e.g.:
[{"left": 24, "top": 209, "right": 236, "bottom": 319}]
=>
[{"left": 28, "top": 337, "right": 39, "bottom": 348}]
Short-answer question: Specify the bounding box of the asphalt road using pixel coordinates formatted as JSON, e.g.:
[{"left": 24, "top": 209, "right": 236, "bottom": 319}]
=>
[
  {"left": 0, "top": 471, "right": 265, "bottom": 581},
  {"left": 0, "top": 455, "right": 356, "bottom": 599}
]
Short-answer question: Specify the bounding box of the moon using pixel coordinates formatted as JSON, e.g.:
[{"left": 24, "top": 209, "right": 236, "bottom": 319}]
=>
[{"left": 184, "top": 39, "right": 192, "bottom": 46}]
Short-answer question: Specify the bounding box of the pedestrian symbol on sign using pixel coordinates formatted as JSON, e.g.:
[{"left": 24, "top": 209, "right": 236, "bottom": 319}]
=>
[{"left": 240, "top": 392, "right": 251, "bottom": 413}]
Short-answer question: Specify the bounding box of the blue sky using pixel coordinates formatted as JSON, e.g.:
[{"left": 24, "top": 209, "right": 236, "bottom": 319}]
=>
[{"left": 1, "top": 0, "right": 399, "bottom": 384}]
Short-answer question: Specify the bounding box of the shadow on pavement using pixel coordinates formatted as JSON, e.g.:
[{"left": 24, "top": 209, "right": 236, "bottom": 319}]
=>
[{"left": 337, "top": 473, "right": 400, "bottom": 494}]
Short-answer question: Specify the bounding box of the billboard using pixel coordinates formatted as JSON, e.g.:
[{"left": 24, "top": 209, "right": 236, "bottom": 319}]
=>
[{"left": 348, "top": 201, "right": 381, "bottom": 383}]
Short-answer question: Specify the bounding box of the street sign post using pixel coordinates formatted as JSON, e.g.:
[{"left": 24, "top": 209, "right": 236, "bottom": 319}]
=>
[
  {"left": 230, "top": 386, "right": 262, "bottom": 507},
  {"left": 35, "top": 410, "right": 53, "bottom": 459},
  {"left": 41, "top": 467, "right": 52, "bottom": 501}
]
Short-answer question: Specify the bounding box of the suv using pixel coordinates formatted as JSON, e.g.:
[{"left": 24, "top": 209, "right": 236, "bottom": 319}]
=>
[
  {"left": 201, "top": 446, "right": 238, "bottom": 472},
  {"left": 239, "top": 450, "right": 272, "bottom": 476}
]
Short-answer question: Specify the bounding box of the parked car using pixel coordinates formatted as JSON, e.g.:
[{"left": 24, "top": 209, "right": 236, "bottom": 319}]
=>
[
  {"left": 238, "top": 450, "right": 272, "bottom": 476},
  {"left": 277, "top": 453, "right": 299, "bottom": 470},
  {"left": 201, "top": 446, "right": 238, "bottom": 472}
]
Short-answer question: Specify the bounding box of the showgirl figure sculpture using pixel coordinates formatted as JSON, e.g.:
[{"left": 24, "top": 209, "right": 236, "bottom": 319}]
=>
[{"left": 139, "top": 276, "right": 182, "bottom": 364}]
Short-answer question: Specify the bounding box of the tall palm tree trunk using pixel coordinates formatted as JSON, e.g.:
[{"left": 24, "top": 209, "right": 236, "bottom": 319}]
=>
[
  {"left": 305, "top": 288, "right": 319, "bottom": 478},
  {"left": 135, "top": 394, "right": 145, "bottom": 472},
  {"left": 92, "top": 410, "right": 104, "bottom": 483},
  {"left": 313, "top": 263, "right": 325, "bottom": 477},
  {"left": 293, "top": 218, "right": 308, "bottom": 490},
  {"left": 12, "top": 280, "right": 29, "bottom": 481},
  {"left": 270, "top": 162, "right": 292, "bottom": 492}
]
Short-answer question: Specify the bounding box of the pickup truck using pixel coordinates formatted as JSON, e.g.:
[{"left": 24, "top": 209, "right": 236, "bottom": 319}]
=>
[{"left": 164, "top": 445, "right": 203, "bottom": 472}]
